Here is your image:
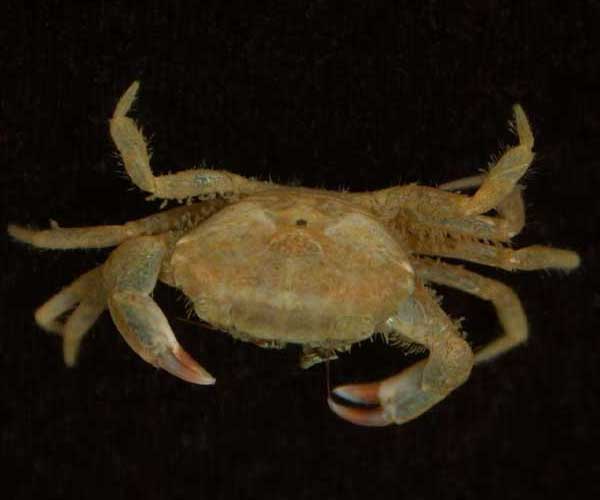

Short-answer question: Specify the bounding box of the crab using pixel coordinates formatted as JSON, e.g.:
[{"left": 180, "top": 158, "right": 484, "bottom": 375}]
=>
[{"left": 9, "top": 82, "right": 580, "bottom": 426}]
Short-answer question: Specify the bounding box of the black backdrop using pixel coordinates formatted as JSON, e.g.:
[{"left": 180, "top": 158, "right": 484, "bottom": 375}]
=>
[{"left": 2, "top": 2, "right": 599, "bottom": 499}]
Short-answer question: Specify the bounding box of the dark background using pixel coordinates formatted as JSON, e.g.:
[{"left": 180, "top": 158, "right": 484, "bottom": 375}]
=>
[{"left": 2, "top": 1, "right": 599, "bottom": 499}]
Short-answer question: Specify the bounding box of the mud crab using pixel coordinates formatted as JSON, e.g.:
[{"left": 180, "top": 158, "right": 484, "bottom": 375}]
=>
[{"left": 9, "top": 82, "right": 580, "bottom": 426}]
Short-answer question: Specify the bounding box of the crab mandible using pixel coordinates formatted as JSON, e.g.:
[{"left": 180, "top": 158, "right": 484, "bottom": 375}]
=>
[{"left": 9, "top": 82, "right": 580, "bottom": 426}]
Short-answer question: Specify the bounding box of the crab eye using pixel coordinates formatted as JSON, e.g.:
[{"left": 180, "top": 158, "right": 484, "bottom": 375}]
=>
[{"left": 295, "top": 219, "right": 308, "bottom": 226}]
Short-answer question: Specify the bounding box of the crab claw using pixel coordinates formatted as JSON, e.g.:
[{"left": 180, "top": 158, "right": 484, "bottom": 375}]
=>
[
  {"left": 328, "top": 386, "right": 390, "bottom": 427},
  {"left": 109, "top": 290, "right": 215, "bottom": 386},
  {"left": 331, "top": 381, "right": 381, "bottom": 405},
  {"left": 329, "top": 360, "right": 446, "bottom": 426},
  {"left": 157, "top": 345, "right": 215, "bottom": 385}
]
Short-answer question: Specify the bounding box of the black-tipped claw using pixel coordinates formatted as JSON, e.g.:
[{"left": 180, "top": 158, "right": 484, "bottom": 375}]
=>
[
  {"left": 328, "top": 380, "right": 391, "bottom": 426},
  {"left": 327, "top": 396, "right": 390, "bottom": 427}
]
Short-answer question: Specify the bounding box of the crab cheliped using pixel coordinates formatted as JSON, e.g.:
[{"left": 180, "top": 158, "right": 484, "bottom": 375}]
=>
[{"left": 9, "top": 82, "right": 580, "bottom": 426}]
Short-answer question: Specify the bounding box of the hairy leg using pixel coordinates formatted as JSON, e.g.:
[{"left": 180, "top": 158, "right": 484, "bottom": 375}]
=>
[
  {"left": 461, "top": 104, "right": 533, "bottom": 215},
  {"left": 110, "top": 81, "right": 270, "bottom": 200},
  {"left": 8, "top": 200, "right": 226, "bottom": 249},
  {"left": 439, "top": 176, "right": 526, "bottom": 238},
  {"left": 354, "top": 104, "right": 533, "bottom": 225},
  {"left": 412, "top": 238, "right": 580, "bottom": 271},
  {"left": 438, "top": 174, "right": 486, "bottom": 191},
  {"left": 414, "top": 259, "right": 528, "bottom": 363},
  {"left": 328, "top": 281, "right": 474, "bottom": 426},
  {"left": 400, "top": 191, "right": 523, "bottom": 242}
]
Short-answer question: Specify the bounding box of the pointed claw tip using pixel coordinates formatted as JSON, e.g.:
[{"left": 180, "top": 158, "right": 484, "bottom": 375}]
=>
[
  {"left": 327, "top": 396, "right": 390, "bottom": 427},
  {"left": 332, "top": 382, "right": 381, "bottom": 405},
  {"left": 158, "top": 347, "right": 215, "bottom": 385},
  {"left": 195, "top": 373, "right": 216, "bottom": 386}
]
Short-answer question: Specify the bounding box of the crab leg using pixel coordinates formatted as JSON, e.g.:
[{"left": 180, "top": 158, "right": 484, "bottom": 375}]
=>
[
  {"left": 437, "top": 180, "right": 526, "bottom": 239},
  {"left": 103, "top": 235, "right": 214, "bottom": 384},
  {"left": 354, "top": 105, "right": 533, "bottom": 225},
  {"left": 34, "top": 267, "right": 102, "bottom": 333},
  {"left": 29, "top": 266, "right": 106, "bottom": 365},
  {"left": 399, "top": 194, "right": 523, "bottom": 242},
  {"left": 110, "top": 81, "right": 270, "bottom": 200},
  {"left": 439, "top": 170, "right": 527, "bottom": 239},
  {"left": 62, "top": 296, "right": 105, "bottom": 366},
  {"left": 458, "top": 104, "right": 533, "bottom": 216},
  {"left": 329, "top": 282, "right": 474, "bottom": 426},
  {"left": 8, "top": 202, "right": 226, "bottom": 250},
  {"left": 413, "top": 259, "right": 528, "bottom": 363},
  {"left": 413, "top": 239, "right": 580, "bottom": 271},
  {"left": 8, "top": 223, "right": 134, "bottom": 250}
]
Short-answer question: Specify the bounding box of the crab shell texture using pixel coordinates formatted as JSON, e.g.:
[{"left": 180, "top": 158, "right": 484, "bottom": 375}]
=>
[
  {"left": 171, "top": 191, "right": 414, "bottom": 345},
  {"left": 9, "top": 81, "right": 580, "bottom": 427}
]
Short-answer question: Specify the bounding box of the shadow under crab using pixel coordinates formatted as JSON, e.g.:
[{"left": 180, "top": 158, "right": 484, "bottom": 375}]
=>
[{"left": 9, "top": 82, "right": 580, "bottom": 426}]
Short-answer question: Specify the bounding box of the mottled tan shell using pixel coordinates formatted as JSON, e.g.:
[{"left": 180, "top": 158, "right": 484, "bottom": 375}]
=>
[{"left": 172, "top": 190, "right": 415, "bottom": 344}]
